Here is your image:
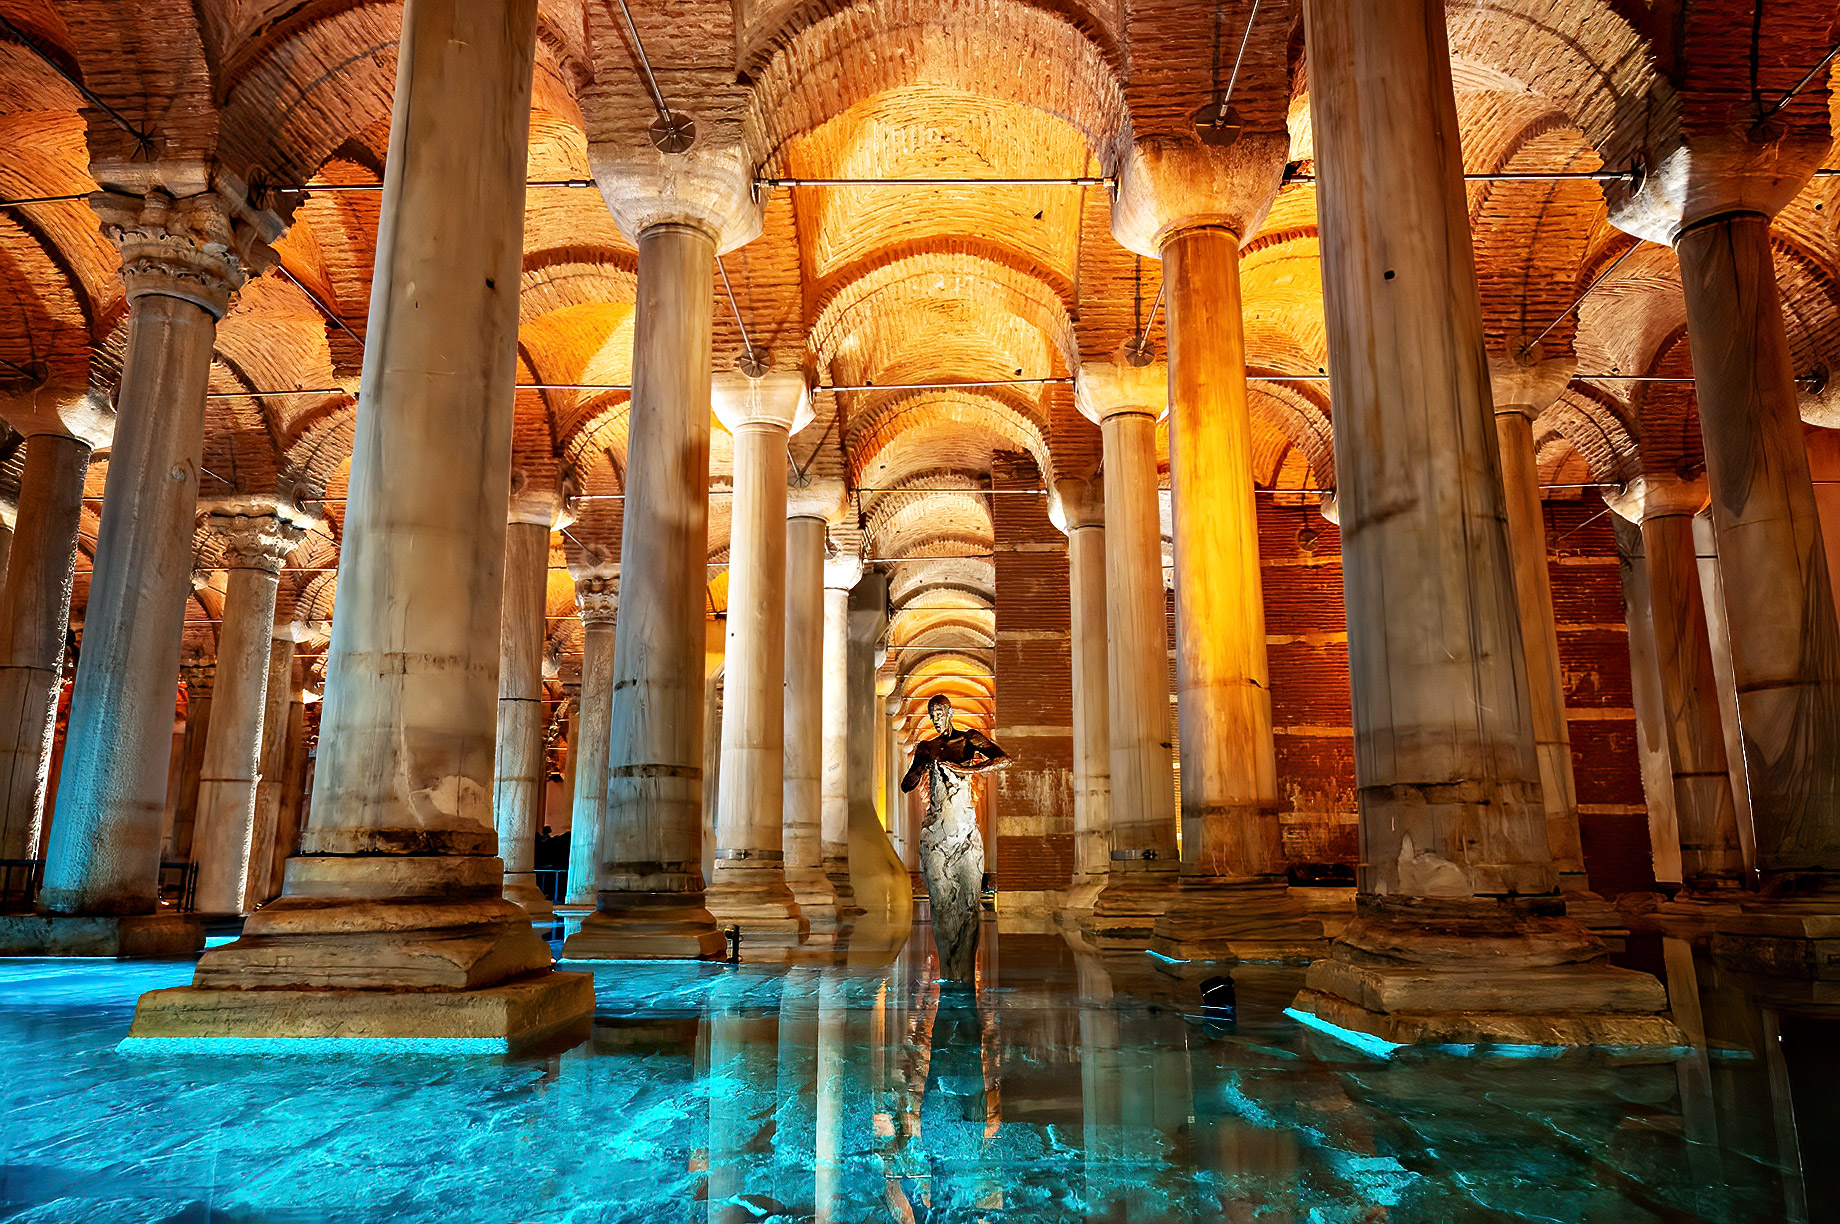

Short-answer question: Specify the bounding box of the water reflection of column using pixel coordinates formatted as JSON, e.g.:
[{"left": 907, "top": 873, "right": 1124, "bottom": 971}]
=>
[
  {"left": 707, "top": 973, "right": 781, "bottom": 1223},
  {"left": 774, "top": 967, "right": 818, "bottom": 1215},
  {"left": 814, "top": 967, "right": 847, "bottom": 1223},
  {"left": 1074, "top": 945, "right": 1125, "bottom": 1219},
  {"left": 1659, "top": 938, "right": 1719, "bottom": 1148}
]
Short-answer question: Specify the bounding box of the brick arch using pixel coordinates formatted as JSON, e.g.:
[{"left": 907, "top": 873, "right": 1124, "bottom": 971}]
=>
[
  {"left": 745, "top": 0, "right": 1126, "bottom": 175},
  {"left": 1540, "top": 384, "right": 1640, "bottom": 484},
  {"left": 864, "top": 484, "right": 993, "bottom": 560},
  {"left": 1445, "top": 0, "right": 1677, "bottom": 170}
]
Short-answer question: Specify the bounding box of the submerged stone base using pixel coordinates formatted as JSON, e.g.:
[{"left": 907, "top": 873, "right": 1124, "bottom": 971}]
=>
[
  {"left": 128, "top": 970, "right": 594, "bottom": 1049},
  {"left": 1151, "top": 879, "right": 1327, "bottom": 963},
  {"left": 0, "top": 913, "right": 204, "bottom": 959},
  {"left": 1712, "top": 905, "right": 1840, "bottom": 980},
  {"left": 706, "top": 867, "right": 810, "bottom": 960},
  {"left": 562, "top": 893, "right": 726, "bottom": 960},
  {"left": 1289, "top": 894, "right": 1682, "bottom": 1048},
  {"left": 1085, "top": 868, "right": 1179, "bottom": 949}
]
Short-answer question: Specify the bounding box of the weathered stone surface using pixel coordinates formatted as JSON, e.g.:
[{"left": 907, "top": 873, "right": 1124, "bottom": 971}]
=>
[
  {"left": 129, "top": 970, "right": 595, "bottom": 1048},
  {"left": 0, "top": 913, "right": 203, "bottom": 958},
  {"left": 920, "top": 762, "right": 983, "bottom": 982}
]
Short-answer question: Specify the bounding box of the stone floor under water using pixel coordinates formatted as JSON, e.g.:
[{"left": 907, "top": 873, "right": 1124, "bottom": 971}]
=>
[{"left": 0, "top": 919, "right": 1831, "bottom": 1223}]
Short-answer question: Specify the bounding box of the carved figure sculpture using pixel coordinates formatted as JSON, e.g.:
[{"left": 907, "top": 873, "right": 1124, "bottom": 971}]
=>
[{"left": 901, "top": 695, "right": 1009, "bottom": 982}]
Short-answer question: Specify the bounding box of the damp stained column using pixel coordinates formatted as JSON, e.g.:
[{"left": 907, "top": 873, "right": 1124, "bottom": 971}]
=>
[
  {"left": 564, "top": 222, "right": 726, "bottom": 959},
  {"left": 32, "top": 191, "right": 252, "bottom": 951},
  {"left": 1054, "top": 476, "right": 1111, "bottom": 917},
  {"left": 190, "top": 503, "right": 308, "bottom": 915},
  {"left": 0, "top": 394, "right": 107, "bottom": 874},
  {"left": 1606, "top": 476, "right": 1746, "bottom": 896},
  {"left": 784, "top": 481, "right": 846, "bottom": 938},
  {"left": 820, "top": 555, "right": 862, "bottom": 912},
  {"left": 494, "top": 495, "right": 562, "bottom": 921},
  {"left": 1076, "top": 363, "right": 1178, "bottom": 945},
  {"left": 130, "top": 0, "right": 591, "bottom": 1043},
  {"left": 1287, "top": 0, "right": 1675, "bottom": 1045},
  {"left": 565, "top": 552, "right": 617, "bottom": 908},
  {"left": 706, "top": 372, "right": 811, "bottom": 953}
]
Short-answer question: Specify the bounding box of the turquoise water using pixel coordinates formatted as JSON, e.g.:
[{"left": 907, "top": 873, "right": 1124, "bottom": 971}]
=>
[{"left": 0, "top": 926, "right": 1826, "bottom": 1222}]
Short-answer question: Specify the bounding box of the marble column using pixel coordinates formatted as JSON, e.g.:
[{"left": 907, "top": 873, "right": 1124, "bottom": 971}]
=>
[
  {"left": 0, "top": 393, "right": 109, "bottom": 873},
  {"left": 494, "top": 497, "right": 561, "bottom": 921},
  {"left": 1608, "top": 130, "right": 1838, "bottom": 971},
  {"left": 565, "top": 552, "right": 617, "bottom": 908},
  {"left": 1054, "top": 477, "right": 1111, "bottom": 918},
  {"left": 258, "top": 655, "right": 312, "bottom": 905},
  {"left": 242, "top": 630, "right": 296, "bottom": 911},
  {"left": 820, "top": 556, "right": 863, "bottom": 912},
  {"left": 1692, "top": 512, "right": 1758, "bottom": 873},
  {"left": 1076, "top": 363, "right": 1178, "bottom": 944},
  {"left": 190, "top": 503, "right": 308, "bottom": 915},
  {"left": 1288, "top": 0, "right": 1674, "bottom": 1045},
  {"left": 564, "top": 231, "right": 743, "bottom": 957},
  {"left": 167, "top": 658, "right": 214, "bottom": 863},
  {"left": 706, "top": 373, "right": 811, "bottom": 953},
  {"left": 131, "top": 0, "right": 592, "bottom": 1043},
  {"left": 24, "top": 192, "right": 257, "bottom": 955},
  {"left": 1606, "top": 477, "right": 1746, "bottom": 896},
  {"left": 785, "top": 483, "right": 845, "bottom": 938},
  {"left": 1613, "top": 517, "right": 1686, "bottom": 887},
  {"left": 1490, "top": 363, "right": 1591, "bottom": 896}
]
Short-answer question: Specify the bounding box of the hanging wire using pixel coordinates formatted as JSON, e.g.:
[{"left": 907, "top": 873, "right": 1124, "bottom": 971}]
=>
[
  {"left": 611, "top": 0, "right": 675, "bottom": 128},
  {"left": 1223, "top": 0, "right": 1264, "bottom": 105},
  {"left": 715, "top": 255, "right": 763, "bottom": 373},
  {"left": 1519, "top": 242, "right": 1642, "bottom": 355},
  {"left": 0, "top": 15, "right": 156, "bottom": 157}
]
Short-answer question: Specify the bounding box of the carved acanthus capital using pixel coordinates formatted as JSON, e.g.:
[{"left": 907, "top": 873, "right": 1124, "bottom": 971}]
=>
[
  {"left": 203, "top": 498, "right": 318, "bottom": 574},
  {"left": 570, "top": 544, "right": 619, "bottom": 625},
  {"left": 93, "top": 190, "right": 271, "bottom": 318}
]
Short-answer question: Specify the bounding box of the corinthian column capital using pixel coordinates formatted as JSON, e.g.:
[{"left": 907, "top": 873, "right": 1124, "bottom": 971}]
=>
[
  {"left": 203, "top": 498, "right": 318, "bottom": 574},
  {"left": 93, "top": 190, "right": 268, "bottom": 318}
]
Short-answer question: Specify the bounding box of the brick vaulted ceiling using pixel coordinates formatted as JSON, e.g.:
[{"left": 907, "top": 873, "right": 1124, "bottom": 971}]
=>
[{"left": 0, "top": 0, "right": 1836, "bottom": 727}]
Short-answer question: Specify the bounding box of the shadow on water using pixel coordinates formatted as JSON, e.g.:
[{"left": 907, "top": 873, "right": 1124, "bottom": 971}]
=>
[{"left": 0, "top": 917, "right": 1831, "bottom": 1222}]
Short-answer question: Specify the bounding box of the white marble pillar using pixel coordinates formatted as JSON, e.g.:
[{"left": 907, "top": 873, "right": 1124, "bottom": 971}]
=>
[
  {"left": 784, "top": 483, "right": 845, "bottom": 937},
  {"left": 1054, "top": 477, "right": 1111, "bottom": 917},
  {"left": 131, "top": 0, "right": 591, "bottom": 1042},
  {"left": 0, "top": 395, "right": 109, "bottom": 869},
  {"left": 1288, "top": 0, "right": 1674, "bottom": 1045},
  {"left": 36, "top": 192, "right": 254, "bottom": 943},
  {"left": 706, "top": 373, "right": 811, "bottom": 952},
  {"left": 191, "top": 503, "right": 308, "bottom": 915},
  {"left": 565, "top": 552, "right": 617, "bottom": 908},
  {"left": 494, "top": 495, "right": 563, "bottom": 920},
  {"left": 242, "top": 628, "right": 298, "bottom": 911},
  {"left": 820, "top": 556, "right": 862, "bottom": 912},
  {"left": 1076, "top": 363, "right": 1178, "bottom": 943}
]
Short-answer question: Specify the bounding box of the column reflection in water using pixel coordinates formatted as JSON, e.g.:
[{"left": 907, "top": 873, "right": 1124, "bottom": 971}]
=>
[
  {"left": 774, "top": 966, "right": 819, "bottom": 1217},
  {"left": 706, "top": 972, "right": 783, "bottom": 1223}
]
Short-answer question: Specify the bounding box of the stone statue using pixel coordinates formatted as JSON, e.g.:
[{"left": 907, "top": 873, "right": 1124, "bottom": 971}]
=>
[{"left": 901, "top": 695, "right": 1009, "bottom": 983}]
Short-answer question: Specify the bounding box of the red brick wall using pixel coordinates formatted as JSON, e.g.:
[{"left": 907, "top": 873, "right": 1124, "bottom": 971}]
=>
[{"left": 990, "top": 454, "right": 1077, "bottom": 892}]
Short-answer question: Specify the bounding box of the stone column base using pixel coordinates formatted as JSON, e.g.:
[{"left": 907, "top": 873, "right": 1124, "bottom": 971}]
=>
[
  {"left": 1086, "top": 868, "right": 1179, "bottom": 949},
  {"left": 1060, "top": 874, "right": 1107, "bottom": 923},
  {"left": 1287, "top": 895, "right": 1682, "bottom": 1049},
  {"left": 502, "top": 872, "right": 557, "bottom": 922},
  {"left": 1559, "top": 888, "right": 1628, "bottom": 934},
  {"left": 562, "top": 892, "right": 725, "bottom": 960},
  {"left": 1712, "top": 904, "right": 1840, "bottom": 980},
  {"left": 707, "top": 866, "right": 809, "bottom": 959},
  {"left": 784, "top": 866, "right": 841, "bottom": 943},
  {"left": 126, "top": 971, "right": 593, "bottom": 1052},
  {"left": 823, "top": 855, "right": 863, "bottom": 915},
  {"left": 1150, "top": 879, "right": 1327, "bottom": 963},
  {"left": 0, "top": 913, "right": 205, "bottom": 959}
]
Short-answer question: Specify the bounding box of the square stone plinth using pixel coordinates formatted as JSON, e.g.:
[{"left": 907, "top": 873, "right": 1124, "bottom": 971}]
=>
[
  {"left": 0, "top": 913, "right": 204, "bottom": 959},
  {"left": 1289, "top": 959, "right": 1684, "bottom": 1049},
  {"left": 125, "top": 970, "right": 595, "bottom": 1053},
  {"left": 1712, "top": 910, "right": 1840, "bottom": 980}
]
